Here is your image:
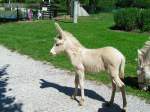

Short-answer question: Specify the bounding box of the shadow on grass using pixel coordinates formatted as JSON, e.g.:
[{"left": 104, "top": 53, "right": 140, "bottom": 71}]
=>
[
  {"left": 40, "top": 79, "right": 122, "bottom": 112},
  {"left": 0, "top": 19, "right": 17, "bottom": 25},
  {"left": 124, "top": 76, "right": 150, "bottom": 91},
  {"left": 109, "top": 25, "right": 128, "bottom": 32},
  {"left": 0, "top": 64, "right": 23, "bottom": 112},
  {"left": 124, "top": 76, "right": 139, "bottom": 89},
  {"left": 110, "top": 25, "right": 121, "bottom": 30},
  {"left": 55, "top": 19, "right": 73, "bottom": 23}
]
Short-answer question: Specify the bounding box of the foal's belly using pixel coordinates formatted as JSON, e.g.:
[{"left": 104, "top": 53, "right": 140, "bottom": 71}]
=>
[
  {"left": 83, "top": 61, "right": 105, "bottom": 73},
  {"left": 81, "top": 49, "right": 105, "bottom": 73}
]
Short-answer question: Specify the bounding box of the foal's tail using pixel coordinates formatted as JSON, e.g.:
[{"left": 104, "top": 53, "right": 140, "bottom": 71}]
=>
[
  {"left": 111, "top": 57, "right": 126, "bottom": 88},
  {"left": 119, "top": 57, "right": 125, "bottom": 80}
]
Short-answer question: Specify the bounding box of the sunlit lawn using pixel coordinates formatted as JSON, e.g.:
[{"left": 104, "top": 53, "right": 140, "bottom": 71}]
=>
[{"left": 0, "top": 13, "right": 149, "bottom": 100}]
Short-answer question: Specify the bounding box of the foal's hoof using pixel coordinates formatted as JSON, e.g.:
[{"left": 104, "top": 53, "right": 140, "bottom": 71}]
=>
[
  {"left": 79, "top": 99, "right": 84, "bottom": 106},
  {"left": 121, "top": 107, "right": 127, "bottom": 112},
  {"left": 105, "top": 101, "right": 113, "bottom": 107},
  {"left": 71, "top": 95, "right": 76, "bottom": 100},
  {"left": 121, "top": 109, "right": 126, "bottom": 112}
]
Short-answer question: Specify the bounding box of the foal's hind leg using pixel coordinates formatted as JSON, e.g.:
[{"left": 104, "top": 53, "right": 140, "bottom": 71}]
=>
[
  {"left": 113, "top": 76, "right": 127, "bottom": 112},
  {"left": 76, "top": 69, "right": 85, "bottom": 106},
  {"left": 71, "top": 74, "right": 79, "bottom": 100},
  {"left": 120, "top": 85, "right": 127, "bottom": 112},
  {"left": 109, "top": 68, "right": 127, "bottom": 112},
  {"left": 107, "top": 80, "right": 116, "bottom": 106}
]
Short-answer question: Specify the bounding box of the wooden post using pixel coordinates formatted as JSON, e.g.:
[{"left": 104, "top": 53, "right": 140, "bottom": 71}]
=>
[
  {"left": 73, "top": 0, "right": 78, "bottom": 23},
  {"left": 17, "top": 5, "right": 19, "bottom": 21}
]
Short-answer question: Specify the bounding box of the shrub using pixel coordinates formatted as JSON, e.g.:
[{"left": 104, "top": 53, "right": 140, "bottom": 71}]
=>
[
  {"left": 116, "top": 0, "right": 134, "bottom": 8},
  {"left": 81, "top": 0, "right": 118, "bottom": 12},
  {"left": 114, "top": 8, "right": 140, "bottom": 31},
  {"left": 116, "top": 0, "right": 150, "bottom": 8},
  {"left": 114, "top": 8, "right": 150, "bottom": 32},
  {"left": 133, "top": 0, "right": 150, "bottom": 9},
  {"left": 140, "top": 9, "right": 150, "bottom": 32},
  {"left": 96, "top": 0, "right": 118, "bottom": 12}
]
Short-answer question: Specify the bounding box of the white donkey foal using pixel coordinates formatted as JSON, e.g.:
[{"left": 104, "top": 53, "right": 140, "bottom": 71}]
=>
[{"left": 50, "top": 23, "right": 127, "bottom": 112}]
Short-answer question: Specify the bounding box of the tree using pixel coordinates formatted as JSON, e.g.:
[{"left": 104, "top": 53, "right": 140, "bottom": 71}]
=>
[
  {"left": 89, "top": 0, "right": 96, "bottom": 13},
  {"left": 66, "top": 0, "right": 71, "bottom": 15},
  {"left": 0, "top": 0, "right": 26, "bottom": 3},
  {"left": 25, "top": 0, "right": 42, "bottom": 4},
  {"left": 78, "top": 0, "right": 97, "bottom": 13}
]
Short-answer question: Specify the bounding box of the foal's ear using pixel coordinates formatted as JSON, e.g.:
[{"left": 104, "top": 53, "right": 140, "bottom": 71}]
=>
[
  {"left": 54, "top": 37, "right": 59, "bottom": 42},
  {"left": 55, "top": 23, "right": 65, "bottom": 39},
  {"left": 138, "top": 49, "right": 143, "bottom": 56}
]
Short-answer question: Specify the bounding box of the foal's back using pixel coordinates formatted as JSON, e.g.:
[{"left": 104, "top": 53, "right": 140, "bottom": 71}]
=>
[{"left": 81, "top": 47, "right": 125, "bottom": 73}]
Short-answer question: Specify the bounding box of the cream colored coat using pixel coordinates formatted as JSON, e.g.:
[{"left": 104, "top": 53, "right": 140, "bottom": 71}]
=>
[{"left": 50, "top": 23, "right": 127, "bottom": 111}]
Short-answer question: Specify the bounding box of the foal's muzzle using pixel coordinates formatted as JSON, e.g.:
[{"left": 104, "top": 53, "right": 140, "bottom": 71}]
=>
[{"left": 50, "top": 48, "right": 56, "bottom": 55}]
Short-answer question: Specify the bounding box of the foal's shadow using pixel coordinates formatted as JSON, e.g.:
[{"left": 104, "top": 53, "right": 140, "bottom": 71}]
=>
[
  {"left": 40, "top": 79, "right": 122, "bottom": 112},
  {"left": 40, "top": 79, "right": 105, "bottom": 102},
  {"left": 98, "top": 103, "right": 122, "bottom": 112}
]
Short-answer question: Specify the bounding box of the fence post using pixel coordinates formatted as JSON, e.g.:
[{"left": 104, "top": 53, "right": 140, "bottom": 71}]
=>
[
  {"left": 17, "top": 5, "right": 19, "bottom": 21},
  {"left": 73, "top": 0, "right": 78, "bottom": 23}
]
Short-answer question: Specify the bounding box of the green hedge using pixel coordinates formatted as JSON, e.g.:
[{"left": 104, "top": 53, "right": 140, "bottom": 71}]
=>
[
  {"left": 116, "top": 0, "right": 134, "bottom": 8},
  {"left": 114, "top": 8, "right": 150, "bottom": 32},
  {"left": 140, "top": 9, "right": 150, "bottom": 31},
  {"left": 80, "top": 0, "right": 118, "bottom": 12},
  {"left": 116, "top": 0, "right": 150, "bottom": 8},
  {"left": 134, "top": 0, "right": 150, "bottom": 8},
  {"left": 96, "top": 0, "right": 117, "bottom": 11},
  {"left": 114, "top": 8, "right": 140, "bottom": 31}
]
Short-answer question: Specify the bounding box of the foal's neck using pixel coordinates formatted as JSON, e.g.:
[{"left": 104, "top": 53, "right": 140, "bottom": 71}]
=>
[{"left": 65, "top": 40, "right": 84, "bottom": 60}]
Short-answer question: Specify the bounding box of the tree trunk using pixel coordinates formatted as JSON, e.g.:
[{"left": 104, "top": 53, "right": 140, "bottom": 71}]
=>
[
  {"left": 89, "top": 0, "right": 96, "bottom": 13},
  {"left": 73, "top": 0, "right": 78, "bottom": 23},
  {"left": 66, "top": 0, "right": 71, "bottom": 15}
]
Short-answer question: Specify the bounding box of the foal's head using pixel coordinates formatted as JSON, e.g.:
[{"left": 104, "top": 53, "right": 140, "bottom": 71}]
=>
[
  {"left": 50, "top": 23, "right": 67, "bottom": 55},
  {"left": 50, "top": 23, "right": 83, "bottom": 55},
  {"left": 137, "top": 49, "right": 150, "bottom": 80}
]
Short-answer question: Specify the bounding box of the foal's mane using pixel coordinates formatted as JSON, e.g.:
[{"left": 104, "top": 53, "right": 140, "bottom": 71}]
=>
[
  {"left": 64, "top": 31, "right": 84, "bottom": 48},
  {"left": 140, "top": 40, "right": 150, "bottom": 62}
]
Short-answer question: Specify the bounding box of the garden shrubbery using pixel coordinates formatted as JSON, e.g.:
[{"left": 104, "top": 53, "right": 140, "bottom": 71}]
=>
[
  {"left": 134, "top": 0, "right": 150, "bottom": 9},
  {"left": 116, "top": 0, "right": 134, "bottom": 8},
  {"left": 114, "top": 8, "right": 140, "bottom": 31},
  {"left": 140, "top": 9, "right": 150, "bottom": 31},
  {"left": 116, "top": 0, "right": 150, "bottom": 8},
  {"left": 114, "top": 8, "right": 150, "bottom": 32}
]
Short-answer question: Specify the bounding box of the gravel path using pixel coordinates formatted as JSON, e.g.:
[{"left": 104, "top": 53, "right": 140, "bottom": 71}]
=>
[{"left": 0, "top": 45, "right": 150, "bottom": 112}]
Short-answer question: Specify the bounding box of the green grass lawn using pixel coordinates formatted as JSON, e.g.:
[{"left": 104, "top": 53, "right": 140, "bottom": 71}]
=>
[{"left": 0, "top": 13, "right": 150, "bottom": 101}]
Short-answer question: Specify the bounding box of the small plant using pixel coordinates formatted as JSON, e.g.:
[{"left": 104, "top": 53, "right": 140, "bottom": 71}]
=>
[
  {"left": 114, "top": 8, "right": 139, "bottom": 31},
  {"left": 116, "top": 0, "right": 150, "bottom": 8},
  {"left": 114, "top": 8, "right": 150, "bottom": 32},
  {"left": 116, "top": 0, "right": 134, "bottom": 8},
  {"left": 133, "top": 0, "right": 150, "bottom": 9},
  {"left": 140, "top": 9, "right": 150, "bottom": 32}
]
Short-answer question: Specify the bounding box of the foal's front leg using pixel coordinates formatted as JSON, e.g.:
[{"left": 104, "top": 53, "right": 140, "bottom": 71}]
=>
[
  {"left": 76, "top": 69, "right": 85, "bottom": 106},
  {"left": 71, "top": 74, "right": 79, "bottom": 100}
]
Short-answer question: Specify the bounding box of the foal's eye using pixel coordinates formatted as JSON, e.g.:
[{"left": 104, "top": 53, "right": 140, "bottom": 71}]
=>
[{"left": 56, "top": 43, "right": 60, "bottom": 46}]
